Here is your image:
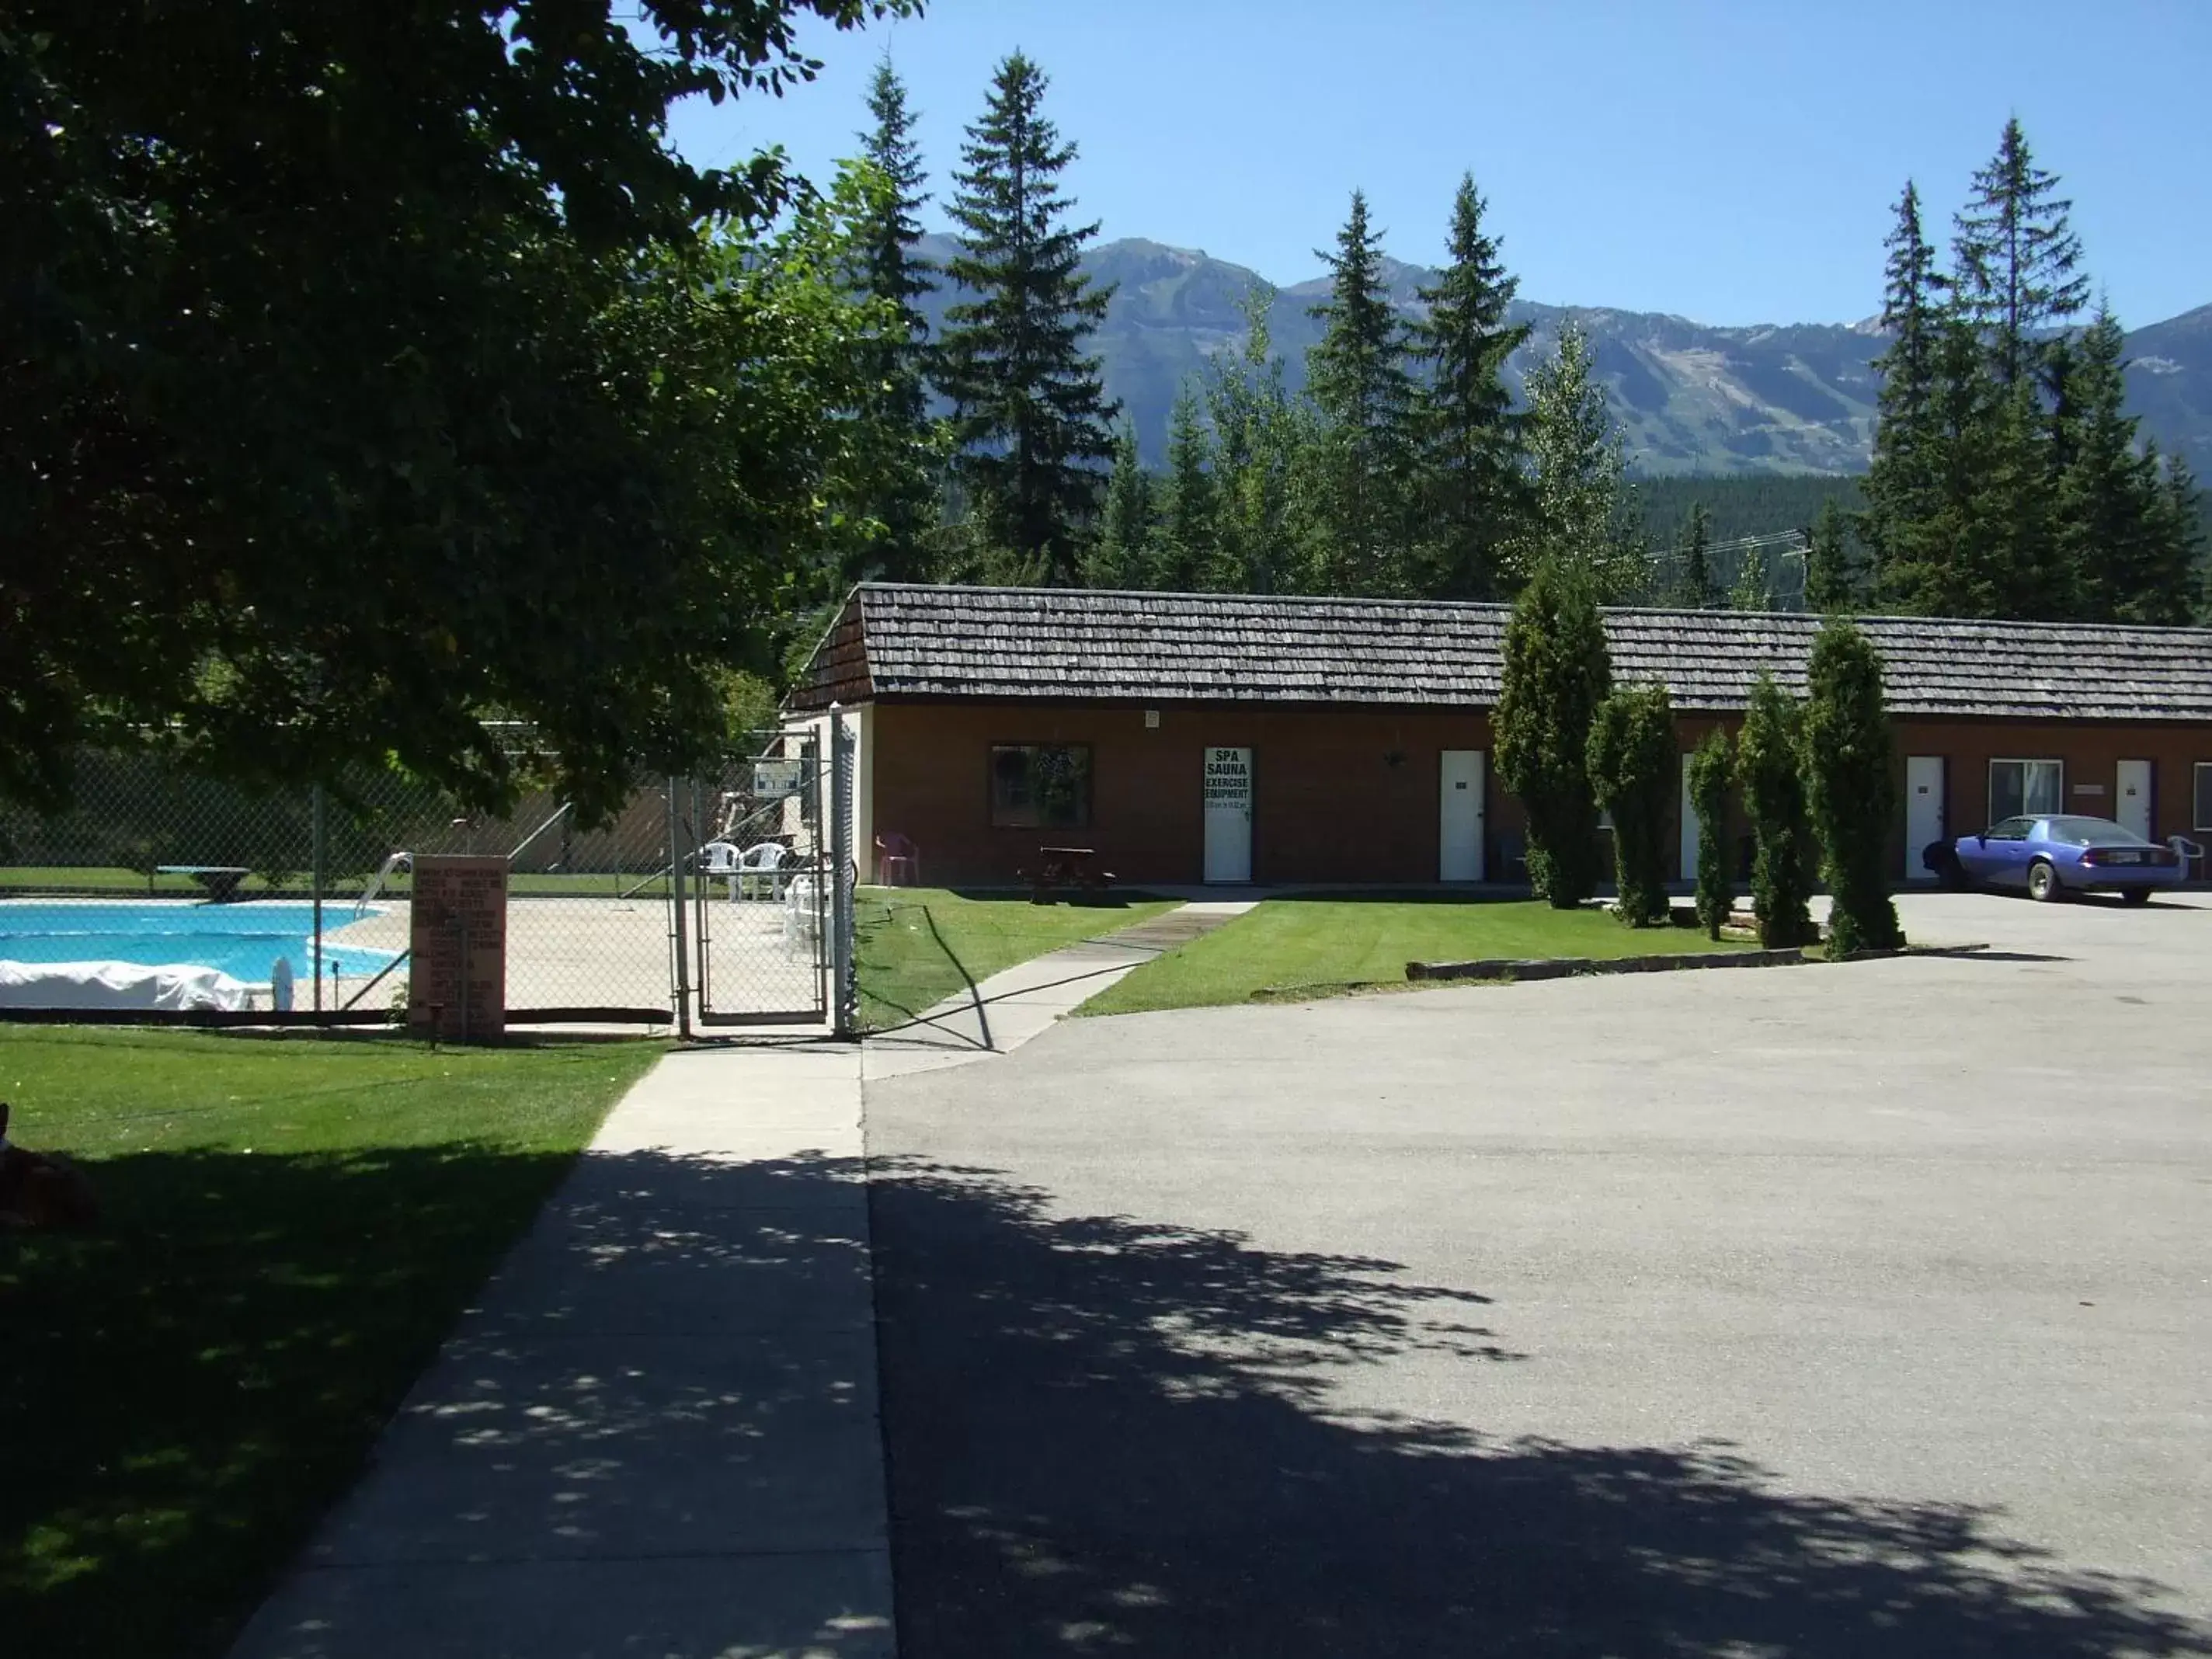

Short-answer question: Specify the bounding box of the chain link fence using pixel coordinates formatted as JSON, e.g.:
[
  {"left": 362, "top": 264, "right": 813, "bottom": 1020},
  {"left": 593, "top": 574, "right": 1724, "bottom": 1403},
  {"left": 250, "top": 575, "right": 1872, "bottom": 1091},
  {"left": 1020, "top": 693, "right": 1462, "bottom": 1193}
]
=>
[
  {"left": 0, "top": 718, "right": 861, "bottom": 1031},
  {"left": 666, "top": 723, "right": 837, "bottom": 1029},
  {"left": 0, "top": 746, "right": 678, "bottom": 1022}
]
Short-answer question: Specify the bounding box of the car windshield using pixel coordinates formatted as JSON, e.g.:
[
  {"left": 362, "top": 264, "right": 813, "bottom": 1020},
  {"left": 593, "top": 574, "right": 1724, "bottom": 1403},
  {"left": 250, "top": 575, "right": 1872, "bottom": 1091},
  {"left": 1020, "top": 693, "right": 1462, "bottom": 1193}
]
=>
[{"left": 2039, "top": 816, "right": 2140, "bottom": 847}]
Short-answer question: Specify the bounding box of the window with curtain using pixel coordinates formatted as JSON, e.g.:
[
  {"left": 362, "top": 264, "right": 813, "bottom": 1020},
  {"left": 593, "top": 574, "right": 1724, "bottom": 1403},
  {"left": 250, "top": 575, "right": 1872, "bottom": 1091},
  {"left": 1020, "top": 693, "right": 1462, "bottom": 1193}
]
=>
[{"left": 1988, "top": 758, "right": 2063, "bottom": 823}]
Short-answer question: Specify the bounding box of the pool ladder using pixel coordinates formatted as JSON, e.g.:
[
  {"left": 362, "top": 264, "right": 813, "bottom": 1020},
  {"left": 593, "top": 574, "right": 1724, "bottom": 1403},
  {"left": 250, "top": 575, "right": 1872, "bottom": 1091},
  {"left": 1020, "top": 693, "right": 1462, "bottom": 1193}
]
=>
[{"left": 354, "top": 851, "right": 412, "bottom": 917}]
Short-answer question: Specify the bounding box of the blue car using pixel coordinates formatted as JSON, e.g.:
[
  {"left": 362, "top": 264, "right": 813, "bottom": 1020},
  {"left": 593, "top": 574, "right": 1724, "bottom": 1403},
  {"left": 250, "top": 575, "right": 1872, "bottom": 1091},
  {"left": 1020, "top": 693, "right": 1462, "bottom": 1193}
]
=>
[{"left": 1924, "top": 814, "right": 2185, "bottom": 904}]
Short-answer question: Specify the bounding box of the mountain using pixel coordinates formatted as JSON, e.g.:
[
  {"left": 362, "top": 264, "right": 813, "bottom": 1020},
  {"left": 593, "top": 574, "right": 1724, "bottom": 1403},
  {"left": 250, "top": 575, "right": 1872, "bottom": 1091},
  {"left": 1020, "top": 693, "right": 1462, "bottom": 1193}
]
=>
[{"left": 910, "top": 235, "right": 2212, "bottom": 478}]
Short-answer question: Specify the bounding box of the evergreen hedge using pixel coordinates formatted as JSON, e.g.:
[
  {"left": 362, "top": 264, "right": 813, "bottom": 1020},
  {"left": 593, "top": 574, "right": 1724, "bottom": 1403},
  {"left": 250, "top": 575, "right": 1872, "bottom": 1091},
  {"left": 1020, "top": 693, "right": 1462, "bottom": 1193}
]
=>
[
  {"left": 1686, "top": 727, "right": 1734, "bottom": 940},
  {"left": 1586, "top": 683, "right": 1675, "bottom": 925},
  {"left": 1805, "top": 619, "right": 1904, "bottom": 955},
  {"left": 1736, "top": 673, "right": 1817, "bottom": 948},
  {"left": 1494, "top": 560, "right": 1612, "bottom": 908}
]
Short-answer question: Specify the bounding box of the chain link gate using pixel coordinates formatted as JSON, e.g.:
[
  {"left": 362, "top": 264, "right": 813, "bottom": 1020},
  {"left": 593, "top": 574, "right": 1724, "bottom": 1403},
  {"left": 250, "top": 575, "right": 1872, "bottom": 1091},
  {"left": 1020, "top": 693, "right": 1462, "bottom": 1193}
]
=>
[{"left": 667, "top": 710, "right": 854, "bottom": 1033}]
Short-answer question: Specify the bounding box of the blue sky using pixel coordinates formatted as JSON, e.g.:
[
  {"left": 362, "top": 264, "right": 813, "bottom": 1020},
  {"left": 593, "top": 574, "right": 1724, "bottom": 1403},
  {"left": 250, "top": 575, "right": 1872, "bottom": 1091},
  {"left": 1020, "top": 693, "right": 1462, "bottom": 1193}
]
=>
[{"left": 664, "top": 0, "right": 2211, "bottom": 329}]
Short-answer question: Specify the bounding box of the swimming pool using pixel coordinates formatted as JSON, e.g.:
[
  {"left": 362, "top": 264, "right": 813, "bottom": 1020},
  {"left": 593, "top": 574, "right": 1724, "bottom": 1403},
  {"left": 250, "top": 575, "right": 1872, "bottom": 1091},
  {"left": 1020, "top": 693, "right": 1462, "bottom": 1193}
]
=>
[{"left": 0, "top": 900, "right": 398, "bottom": 983}]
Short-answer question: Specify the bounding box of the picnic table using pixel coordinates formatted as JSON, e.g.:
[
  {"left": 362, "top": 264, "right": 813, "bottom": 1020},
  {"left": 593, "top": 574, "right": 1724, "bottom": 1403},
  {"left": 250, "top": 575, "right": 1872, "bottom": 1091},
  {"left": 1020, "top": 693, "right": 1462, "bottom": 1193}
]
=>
[
  {"left": 157, "top": 864, "right": 250, "bottom": 902},
  {"left": 1027, "top": 845, "right": 1115, "bottom": 904}
]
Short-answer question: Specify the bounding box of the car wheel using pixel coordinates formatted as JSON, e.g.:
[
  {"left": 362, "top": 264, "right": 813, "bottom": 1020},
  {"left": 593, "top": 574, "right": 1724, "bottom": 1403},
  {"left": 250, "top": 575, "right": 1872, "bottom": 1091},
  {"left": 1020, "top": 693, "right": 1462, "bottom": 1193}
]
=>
[
  {"left": 2026, "top": 860, "right": 2061, "bottom": 903},
  {"left": 2121, "top": 886, "right": 2152, "bottom": 907}
]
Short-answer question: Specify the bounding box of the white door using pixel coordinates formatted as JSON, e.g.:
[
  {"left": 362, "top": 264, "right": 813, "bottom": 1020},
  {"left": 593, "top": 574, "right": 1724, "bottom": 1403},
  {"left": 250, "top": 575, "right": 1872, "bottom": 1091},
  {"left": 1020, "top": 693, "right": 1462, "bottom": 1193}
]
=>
[
  {"left": 1679, "top": 753, "right": 1699, "bottom": 882},
  {"left": 2116, "top": 759, "right": 2153, "bottom": 842},
  {"left": 1905, "top": 756, "right": 1946, "bottom": 879},
  {"left": 1202, "top": 746, "right": 1253, "bottom": 883},
  {"left": 1439, "top": 750, "right": 1485, "bottom": 881}
]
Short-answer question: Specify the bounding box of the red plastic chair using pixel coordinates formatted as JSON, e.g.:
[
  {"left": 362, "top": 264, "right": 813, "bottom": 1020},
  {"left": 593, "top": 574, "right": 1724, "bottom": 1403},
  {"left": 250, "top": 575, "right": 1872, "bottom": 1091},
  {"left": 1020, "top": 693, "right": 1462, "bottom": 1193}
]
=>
[{"left": 875, "top": 832, "right": 920, "bottom": 886}]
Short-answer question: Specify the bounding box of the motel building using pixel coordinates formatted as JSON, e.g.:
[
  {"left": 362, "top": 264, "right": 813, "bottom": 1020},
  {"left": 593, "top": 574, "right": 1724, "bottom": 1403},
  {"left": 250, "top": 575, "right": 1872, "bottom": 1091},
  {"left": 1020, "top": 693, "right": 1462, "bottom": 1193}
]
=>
[{"left": 788, "top": 584, "right": 2212, "bottom": 890}]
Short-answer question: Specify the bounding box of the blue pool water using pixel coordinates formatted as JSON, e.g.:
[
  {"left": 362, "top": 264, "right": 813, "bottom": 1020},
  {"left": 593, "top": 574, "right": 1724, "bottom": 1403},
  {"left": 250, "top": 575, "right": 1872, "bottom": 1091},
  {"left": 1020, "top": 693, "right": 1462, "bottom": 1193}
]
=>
[{"left": 0, "top": 901, "right": 397, "bottom": 982}]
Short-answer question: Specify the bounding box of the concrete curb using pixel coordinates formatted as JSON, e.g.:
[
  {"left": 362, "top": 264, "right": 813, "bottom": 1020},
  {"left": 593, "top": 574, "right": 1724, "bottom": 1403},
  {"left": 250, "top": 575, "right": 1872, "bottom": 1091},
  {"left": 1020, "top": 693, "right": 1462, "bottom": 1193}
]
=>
[{"left": 1406, "top": 946, "right": 1807, "bottom": 983}]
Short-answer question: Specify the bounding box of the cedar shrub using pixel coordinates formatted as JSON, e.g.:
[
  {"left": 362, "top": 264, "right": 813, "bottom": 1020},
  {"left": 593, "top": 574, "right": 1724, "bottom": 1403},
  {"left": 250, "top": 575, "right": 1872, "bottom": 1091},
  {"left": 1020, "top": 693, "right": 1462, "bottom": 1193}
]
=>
[
  {"left": 1586, "top": 682, "right": 1675, "bottom": 926},
  {"left": 1804, "top": 619, "right": 1905, "bottom": 955}
]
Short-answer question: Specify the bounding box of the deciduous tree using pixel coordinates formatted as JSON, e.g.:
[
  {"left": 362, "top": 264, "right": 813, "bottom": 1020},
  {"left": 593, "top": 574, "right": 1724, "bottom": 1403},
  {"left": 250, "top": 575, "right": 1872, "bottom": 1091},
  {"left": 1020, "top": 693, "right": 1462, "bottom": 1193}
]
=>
[
  {"left": 2, "top": 2, "right": 915, "bottom": 822},
  {"left": 1512, "top": 323, "right": 1641, "bottom": 598}
]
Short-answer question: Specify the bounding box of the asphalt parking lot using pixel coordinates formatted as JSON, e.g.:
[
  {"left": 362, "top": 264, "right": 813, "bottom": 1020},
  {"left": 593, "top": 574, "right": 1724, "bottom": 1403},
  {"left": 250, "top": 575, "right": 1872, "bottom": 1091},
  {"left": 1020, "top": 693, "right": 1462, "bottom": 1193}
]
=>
[{"left": 864, "top": 890, "right": 2212, "bottom": 1657}]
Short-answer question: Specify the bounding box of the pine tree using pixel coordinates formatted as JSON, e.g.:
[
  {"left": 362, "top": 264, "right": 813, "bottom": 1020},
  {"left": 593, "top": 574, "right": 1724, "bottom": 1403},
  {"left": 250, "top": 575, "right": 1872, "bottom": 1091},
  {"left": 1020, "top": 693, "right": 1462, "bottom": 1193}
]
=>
[
  {"left": 1205, "top": 283, "right": 1306, "bottom": 594},
  {"left": 1951, "top": 119, "right": 2089, "bottom": 391},
  {"left": 1803, "top": 621, "right": 1903, "bottom": 955},
  {"left": 1863, "top": 182, "right": 1946, "bottom": 606},
  {"left": 849, "top": 57, "right": 943, "bottom": 584},
  {"left": 1409, "top": 174, "right": 1529, "bottom": 600},
  {"left": 1675, "top": 503, "right": 1715, "bottom": 607},
  {"left": 1085, "top": 420, "right": 1154, "bottom": 589},
  {"left": 1883, "top": 310, "right": 2016, "bottom": 618},
  {"left": 1513, "top": 322, "right": 1640, "bottom": 597},
  {"left": 1494, "top": 559, "right": 1613, "bottom": 909},
  {"left": 2141, "top": 450, "right": 2207, "bottom": 628},
  {"left": 1153, "top": 383, "right": 1217, "bottom": 590},
  {"left": 935, "top": 53, "right": 1116, "bottom": 586},
  {"left": 2057, "top": 307, "right": 2161, "bottom": 621},
  {"left": 1305, "top": 190, "right": 1415, "bottom": 596},
  {"left": 1978, "top": 380, "right": 2073, "bottom": 619},
  {"left": 1803, "top": 498, "right": 1859, "bottom": 612}
]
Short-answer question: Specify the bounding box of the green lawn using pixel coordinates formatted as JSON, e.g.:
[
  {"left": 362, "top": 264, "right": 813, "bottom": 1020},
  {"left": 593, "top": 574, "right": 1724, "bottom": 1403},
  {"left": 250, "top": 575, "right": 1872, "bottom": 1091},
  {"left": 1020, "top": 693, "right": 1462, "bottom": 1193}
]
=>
[
  {"left": 0, "top": 1026, "right": 662, "bottom": 1659},
  {"left": 1082, "top": 897, "right": 1750, "bottom": 1015},
  {"left": 854, "top": 885, "right": 1174, "bottom": 1030}
]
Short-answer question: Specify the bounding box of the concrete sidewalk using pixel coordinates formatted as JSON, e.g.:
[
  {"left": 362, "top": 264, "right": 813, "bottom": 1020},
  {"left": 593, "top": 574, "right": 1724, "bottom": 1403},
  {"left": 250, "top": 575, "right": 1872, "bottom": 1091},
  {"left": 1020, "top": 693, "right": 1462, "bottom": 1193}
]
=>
[
  {"left": 228, "top": 1042, "right": 889, "bottom": 1659},
  {"left": 863, "top": 900, "right": 1256, "bottom": 1074},
  {"left": 229, "top": 899, "right": 1254, "bottom": 1657}
]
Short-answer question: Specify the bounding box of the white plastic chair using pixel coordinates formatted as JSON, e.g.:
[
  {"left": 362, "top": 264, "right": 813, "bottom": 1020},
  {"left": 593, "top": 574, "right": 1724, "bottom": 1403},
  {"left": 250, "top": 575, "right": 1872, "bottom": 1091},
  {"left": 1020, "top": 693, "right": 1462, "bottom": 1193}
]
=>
[
  {"left": 735, "top": 841, "right": 789, "bottom": 901},
  {"left": 782, "top": 873, "right": 821, "bottom": 954},
  {"left": 2170, "top": 836, "right": 2205, "bottom": 884},
  {"left": 697, "top": 840, "right": 743, "bottom": 902}
]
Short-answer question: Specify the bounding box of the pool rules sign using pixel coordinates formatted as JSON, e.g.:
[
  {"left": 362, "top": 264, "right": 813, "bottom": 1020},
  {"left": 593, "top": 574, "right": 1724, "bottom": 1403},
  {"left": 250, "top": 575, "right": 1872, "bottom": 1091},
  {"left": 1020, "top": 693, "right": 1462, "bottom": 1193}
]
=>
[{"left": 409, "top": 854, "right": 507, "bottom": 1042}]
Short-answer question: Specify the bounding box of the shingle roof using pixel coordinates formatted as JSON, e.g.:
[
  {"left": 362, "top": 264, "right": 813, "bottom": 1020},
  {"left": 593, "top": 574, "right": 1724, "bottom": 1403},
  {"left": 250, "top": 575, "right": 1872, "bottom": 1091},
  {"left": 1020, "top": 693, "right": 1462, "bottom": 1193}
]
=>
[{"left": 791, "top": 583, "right": 2212, "bottom": 723}]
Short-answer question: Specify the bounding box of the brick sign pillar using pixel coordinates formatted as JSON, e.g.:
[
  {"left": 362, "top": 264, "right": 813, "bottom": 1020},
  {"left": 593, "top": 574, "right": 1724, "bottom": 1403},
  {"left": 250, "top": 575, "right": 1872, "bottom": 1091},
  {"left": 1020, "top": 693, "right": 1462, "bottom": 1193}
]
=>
[{"left": 408, "top": 854, "right": 508, "bottom": 1042}]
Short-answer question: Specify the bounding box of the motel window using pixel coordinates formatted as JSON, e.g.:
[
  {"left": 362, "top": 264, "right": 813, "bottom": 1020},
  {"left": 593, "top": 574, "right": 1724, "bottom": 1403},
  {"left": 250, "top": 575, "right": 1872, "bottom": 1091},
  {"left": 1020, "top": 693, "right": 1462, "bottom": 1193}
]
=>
[
  {"left": 1988, "top": 758, "right": 2062, "bottom": 824},
  {"left": 2196, "top": 763, "right": 2212, "bottom": 833},
  {"left": 989, "top": 744, "right": 1093, "bottom": 830}
]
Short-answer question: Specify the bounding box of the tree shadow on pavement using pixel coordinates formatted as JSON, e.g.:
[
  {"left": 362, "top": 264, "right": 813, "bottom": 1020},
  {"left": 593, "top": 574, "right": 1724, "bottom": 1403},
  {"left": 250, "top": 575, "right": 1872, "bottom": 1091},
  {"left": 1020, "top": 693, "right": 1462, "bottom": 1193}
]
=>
[
  {"left": 868, "top": 1159, "right": 2212, "bottom": 1659},
  {"left": 19, "top": 1144, "right": 2205, "bottom": 1658}
]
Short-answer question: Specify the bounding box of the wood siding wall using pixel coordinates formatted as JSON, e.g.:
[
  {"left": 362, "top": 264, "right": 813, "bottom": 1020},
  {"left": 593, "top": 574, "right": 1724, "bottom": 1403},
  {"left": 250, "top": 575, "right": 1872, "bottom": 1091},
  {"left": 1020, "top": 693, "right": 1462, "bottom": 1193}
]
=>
[{"left": 864, "top": 701, "right": 2212, "bottom": 888}]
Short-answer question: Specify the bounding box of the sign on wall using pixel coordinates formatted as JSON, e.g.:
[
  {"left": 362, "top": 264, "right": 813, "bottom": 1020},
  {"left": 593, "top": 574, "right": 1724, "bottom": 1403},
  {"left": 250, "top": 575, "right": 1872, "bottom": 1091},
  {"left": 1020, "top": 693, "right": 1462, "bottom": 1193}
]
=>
[
  {"left": 753, "top": 758, "right": 805, "bottom": 798},
  {"left": 1203, "top": 746, "right": 1251, "bottom": 807}
]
